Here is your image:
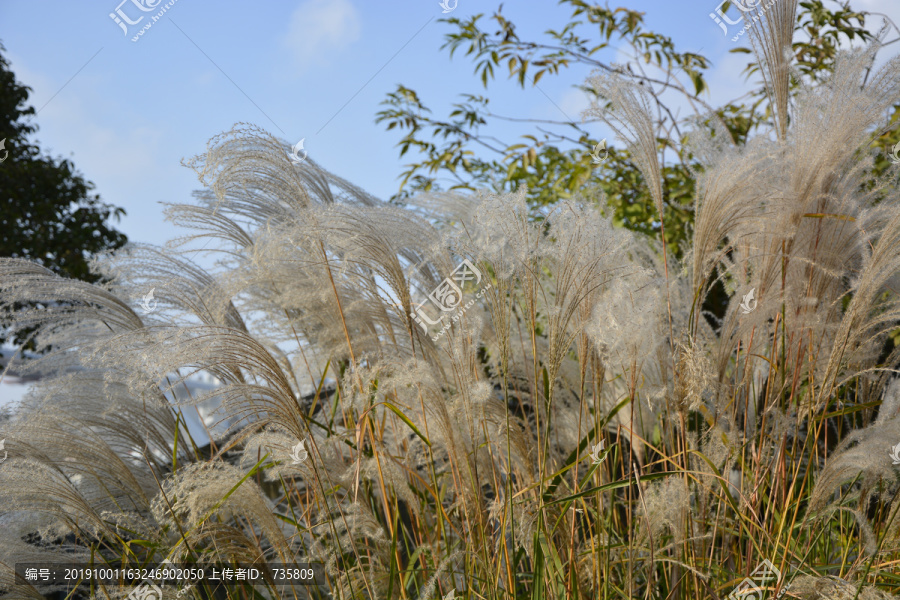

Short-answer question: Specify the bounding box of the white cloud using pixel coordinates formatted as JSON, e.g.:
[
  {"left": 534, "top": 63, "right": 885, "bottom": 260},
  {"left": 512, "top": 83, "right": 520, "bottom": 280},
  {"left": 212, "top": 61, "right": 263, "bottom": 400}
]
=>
[{"left": 280, "top": 0, "right": 362, "bottom": 72}]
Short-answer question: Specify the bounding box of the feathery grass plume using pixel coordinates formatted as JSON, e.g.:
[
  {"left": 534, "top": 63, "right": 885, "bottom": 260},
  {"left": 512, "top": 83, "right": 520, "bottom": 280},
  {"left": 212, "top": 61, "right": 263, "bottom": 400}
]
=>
[
  {"left": 0, "top": 259, "right": 143, "bottom": 359},
  {"left": 529, "top": 200, "right": 633, "bottom": 390},
  {"left": 746, "top": 0, "right": 799, "bottom": 141},
  {"left": 683, "top": 35, "right": 900, "bottom": 423},
  {"left": 582, "top": 74, "right": 664, "bottom": 216},
  {"left": 150, "top": 461, "right": 292, "bottom": 563},
  {"left": 636, "top": 475, "right": 691, "bottom": 547},
  {"left": 0, "top": 562, "right": 54, "bottom": 600},
  {"left": 418, "top": 550, "right": 464, "bottom": 600},
  {"left": 683, "top": 133, "right": 776, "bottom": 333},
  {"left": 585, "top": 266, "right": 666, "bottom": 458},
  {"left": 0, "top": 372, "right": 190, "bottom": 549},
  {"left": 809, "top": 378, "right": 900, "bottom": 522},
  {"left": 786, "top": 575, "right": 900, "bottom": 600},
  {"left": 673, "top": 339, "right": 714, "bottom": 414},
  {"left": 239, "top": 426, "right": 318, "bottom": 480},
  {"left": 6, "top": 38, "right": 900, "bottom": 595},
  {"left": 817, "top": 207, "right": 900, "bottom": 410},
  {"left": 92, "top": 244, "right": 249, "bottom": 330}
]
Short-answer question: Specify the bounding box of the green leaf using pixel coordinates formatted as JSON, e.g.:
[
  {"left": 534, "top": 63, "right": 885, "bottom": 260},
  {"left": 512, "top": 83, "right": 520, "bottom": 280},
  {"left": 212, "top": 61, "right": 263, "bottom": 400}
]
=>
[
  {"left": 382, "top": 402, "right": 432, "bottom": 447},
  {"left": 545, "top": 471, "right": 674, "bottom": 505}
]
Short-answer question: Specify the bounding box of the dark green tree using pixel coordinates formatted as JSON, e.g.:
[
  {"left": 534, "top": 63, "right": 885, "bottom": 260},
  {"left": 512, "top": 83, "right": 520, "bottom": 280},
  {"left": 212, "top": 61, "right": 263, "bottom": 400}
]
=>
[{"left": 0, "top": 42, "right": 128, "bottom": 349}]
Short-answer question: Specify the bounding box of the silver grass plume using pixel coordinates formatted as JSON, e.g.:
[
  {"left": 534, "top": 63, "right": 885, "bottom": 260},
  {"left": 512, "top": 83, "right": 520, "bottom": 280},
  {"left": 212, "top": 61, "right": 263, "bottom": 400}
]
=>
[
  {"left": 582, "top": 74, "right": 664, "bottom": 216},
  {"left": 746, "top": 0, "right": 799, "bottom": 141}
]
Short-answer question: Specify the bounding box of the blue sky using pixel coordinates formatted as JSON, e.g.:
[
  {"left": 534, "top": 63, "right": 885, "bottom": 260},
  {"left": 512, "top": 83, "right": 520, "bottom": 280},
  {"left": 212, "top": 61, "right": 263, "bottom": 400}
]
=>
[{"left": 1, "top": 0, "right": 898, "bottom": 251}]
